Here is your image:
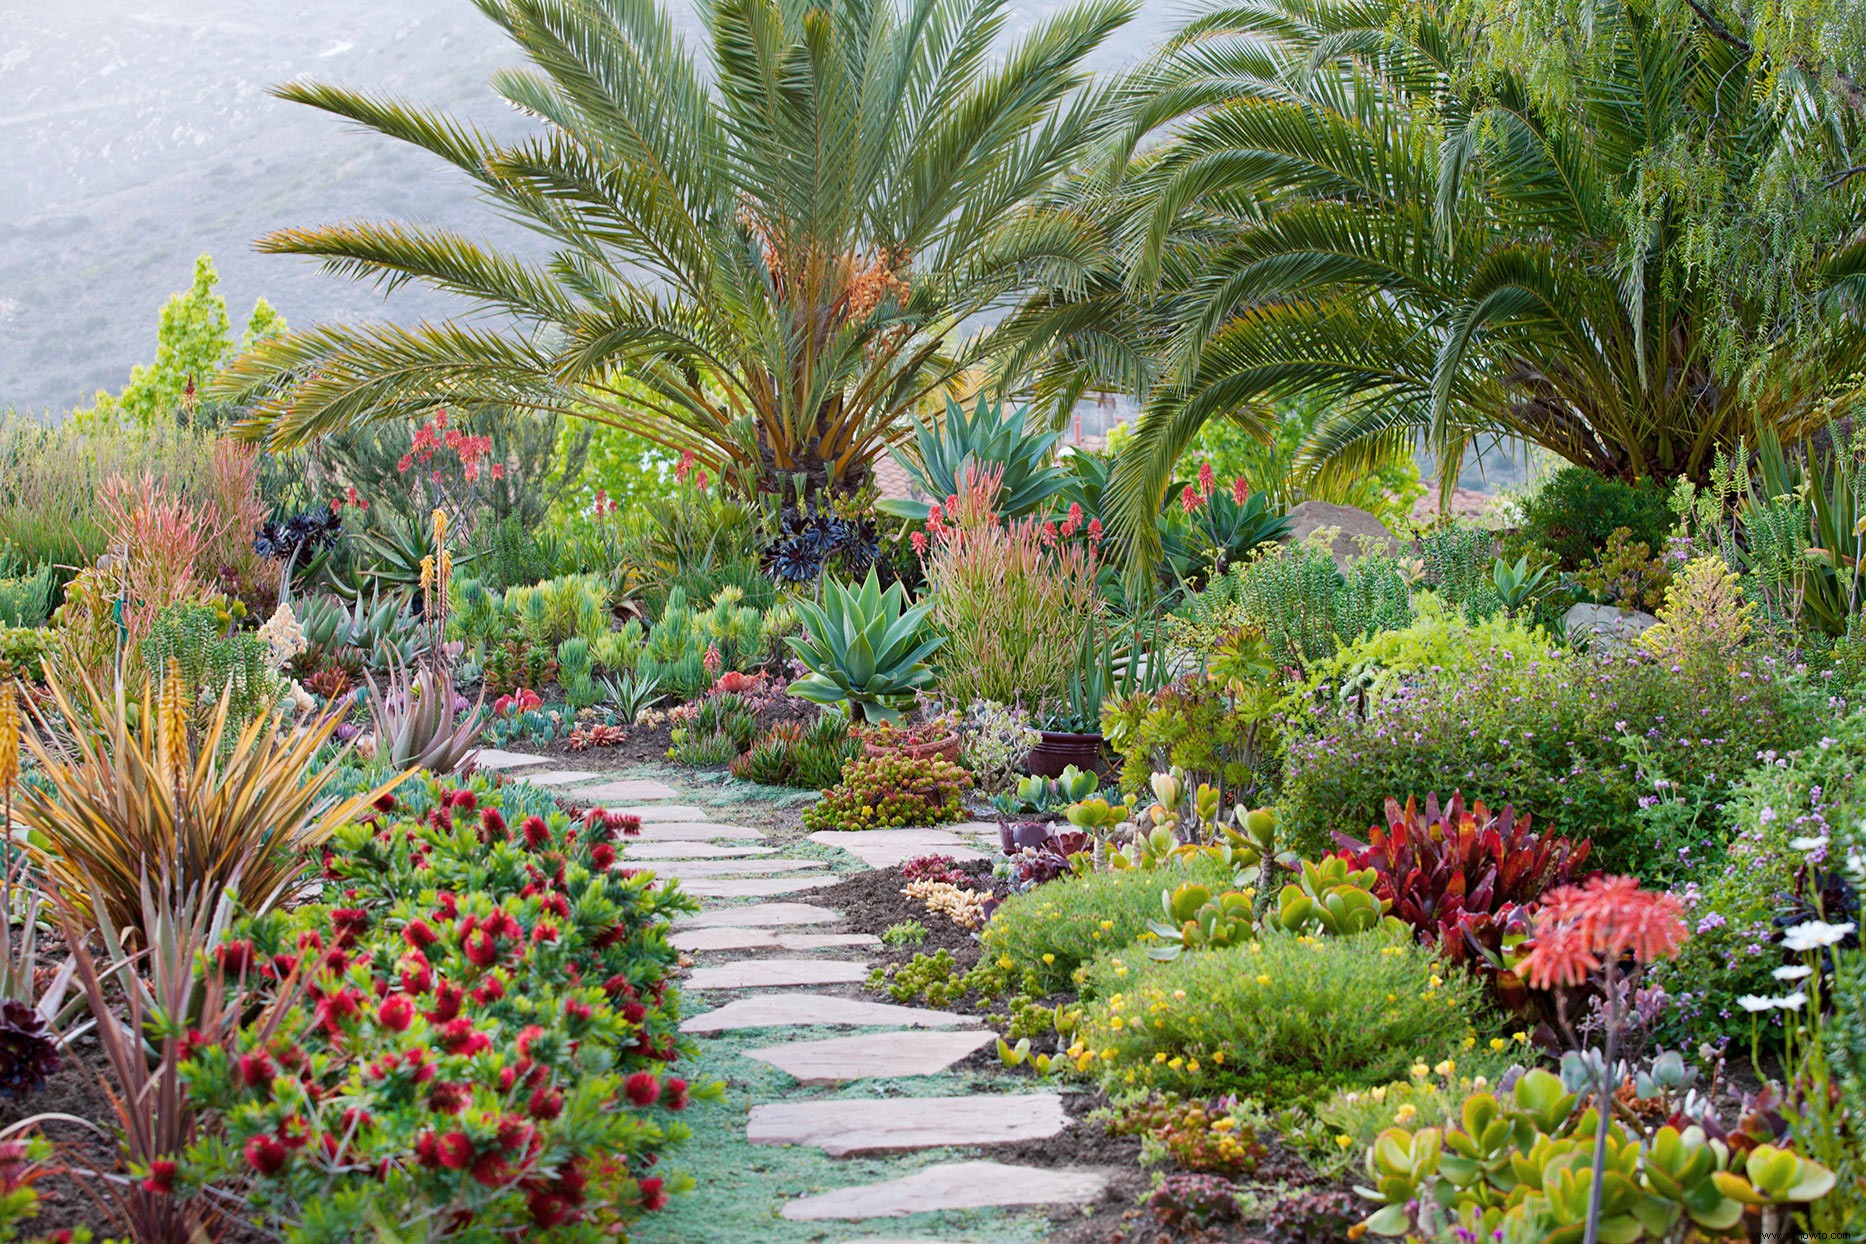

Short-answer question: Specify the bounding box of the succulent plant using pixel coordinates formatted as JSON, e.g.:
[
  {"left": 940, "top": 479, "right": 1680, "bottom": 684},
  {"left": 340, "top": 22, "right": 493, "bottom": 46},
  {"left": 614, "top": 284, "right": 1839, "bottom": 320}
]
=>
[
  {"left": 0, "top": 1000, "right": 59, "bottom": 1099},
  {"left": 785, "top": 569, "right": 944, "bottom": 723},
  {"left": 363, "top": 656, "right": 484, "bottom": 774},
  {"left": 1275, "top": 856, "right": 1397, "bottom": 936}
]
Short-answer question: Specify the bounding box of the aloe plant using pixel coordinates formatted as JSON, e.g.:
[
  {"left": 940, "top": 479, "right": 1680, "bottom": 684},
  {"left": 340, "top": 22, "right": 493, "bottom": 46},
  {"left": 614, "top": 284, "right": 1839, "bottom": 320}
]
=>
[
  {"left": 785, "top": 570, "right": 944, "bottom": 723},
  {"left": 877, "top": 396, "right": 1071, "bottom": 522},
  {"left": 363, "top": 656, "right": 484, "bottom": 773}
]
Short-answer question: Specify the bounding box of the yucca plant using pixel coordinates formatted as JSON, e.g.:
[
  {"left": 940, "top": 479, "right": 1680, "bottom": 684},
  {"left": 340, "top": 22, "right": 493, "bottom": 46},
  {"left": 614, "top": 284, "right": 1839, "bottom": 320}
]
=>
[
  {"left": 16, "top": 667, "right": 395, "bottom": 945},
  {"left": 878, "top": 396, "right": 1073, "bottom": 522},
  {"left": 212, "top": 0, "right": 1135, "bottom": 496},
  {"left": 786, "top": 569, "right": 944, "bottom": 723}
]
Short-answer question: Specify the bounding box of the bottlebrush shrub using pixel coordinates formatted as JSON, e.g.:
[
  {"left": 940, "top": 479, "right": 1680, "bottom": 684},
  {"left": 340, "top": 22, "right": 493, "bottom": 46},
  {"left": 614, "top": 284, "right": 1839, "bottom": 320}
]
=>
[
  {"left": 1065, "top": 928, "right": 1487, "bottom": 1102},
  {"left": 180, "top": 776, "right": 717, "bottom": 1242},
  {"left": 1334, "top": 793, "right": 1592, "bottom": 1000},
  {"left": 801, "top": 752, "right": 971, "bottom": 831}
]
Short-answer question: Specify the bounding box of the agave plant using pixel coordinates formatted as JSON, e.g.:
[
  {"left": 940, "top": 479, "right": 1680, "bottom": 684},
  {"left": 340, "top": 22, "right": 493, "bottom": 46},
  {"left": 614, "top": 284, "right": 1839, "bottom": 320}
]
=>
[
  {"left": 785, "top": 569, "right": 944, "bottom": 723},
  {"left": 879, "top": 396, "right": 1073, "bottom": 523},
  {"left": 363, "top": 655, "right": 485, "bottom": 773},
  {"left": 17, "top": 669, "right": 397, "bottom": 946}
]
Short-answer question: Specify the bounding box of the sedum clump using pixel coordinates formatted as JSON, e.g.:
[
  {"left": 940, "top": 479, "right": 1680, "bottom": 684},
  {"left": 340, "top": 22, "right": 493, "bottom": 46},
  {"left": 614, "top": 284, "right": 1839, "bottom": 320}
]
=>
[{"left": 801, "top": 752, "right": 971, "bottom": 831}]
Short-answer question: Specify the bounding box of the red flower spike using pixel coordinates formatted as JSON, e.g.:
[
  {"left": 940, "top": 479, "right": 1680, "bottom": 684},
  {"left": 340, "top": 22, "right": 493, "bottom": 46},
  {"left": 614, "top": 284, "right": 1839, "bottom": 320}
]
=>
[{"left": 244, "top": 1134, "right": 288, "bottom": 1176}]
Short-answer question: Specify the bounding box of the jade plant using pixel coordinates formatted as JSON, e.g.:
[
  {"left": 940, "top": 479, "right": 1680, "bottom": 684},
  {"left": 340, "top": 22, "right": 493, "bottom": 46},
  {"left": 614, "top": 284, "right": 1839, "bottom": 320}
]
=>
[{"left": 1274, "top": 857, "right": 1398, "bottom": 937}]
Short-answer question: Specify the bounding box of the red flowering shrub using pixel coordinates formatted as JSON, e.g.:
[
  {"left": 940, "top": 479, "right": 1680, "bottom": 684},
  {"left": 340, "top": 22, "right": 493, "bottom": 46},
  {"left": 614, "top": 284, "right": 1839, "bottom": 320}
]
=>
[{"left": 180, "top": 776, "right": 715, "bottom": 1242}]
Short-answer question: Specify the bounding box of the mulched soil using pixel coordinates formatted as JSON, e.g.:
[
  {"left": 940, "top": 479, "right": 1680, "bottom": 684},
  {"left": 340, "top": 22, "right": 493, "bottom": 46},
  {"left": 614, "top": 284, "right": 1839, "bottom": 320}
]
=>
[
  {"left": 532, "top": 717, "right": 677, "bottom": 769},
  {"left": 811, "top": 859, "right": 991, "bottom": 972}
]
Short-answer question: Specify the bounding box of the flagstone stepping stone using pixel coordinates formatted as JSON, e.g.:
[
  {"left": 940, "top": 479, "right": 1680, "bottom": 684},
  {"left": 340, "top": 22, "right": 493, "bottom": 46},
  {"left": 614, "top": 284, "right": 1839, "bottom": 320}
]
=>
[
  {"left": 807, "top": 830, "right": 986, "bottom": 870},
  {"left": 470, "top": 748, "right": 549, "bottom": 771},
  {"left": 678, "top": 876, "right": 841, "bottom": 899},
  {"left": 750, "top": 1093, "right": 1067, "bottom": 1157},
  {"left": 629, "top": 822, "right": 767, "bottom": 842},
  {"left": 780, "top": 1160, "right": 1108, "bottom": 1220},
  {"left": 514, "top": 769, "right": 604, "bottom": 786},
  {"left": 843, "top": 1238, "right": 978, "bottom": 1244},
  {"left": 672, "top": 928, "right": 879, "bottom": 952},
  {"left": 580, "top": 778, "right": 682, "bottom": 802},
  {"left": 681, "top": 993, "right": 981, "bottom": 1034},
  {"left": 685, "top": 957, "right": 870, "bottom": 990},
  {"left": 642, "top": 858, "right": 825, "bottom": 878},
  {"left": 743, "top": 1029, "right": 995, "bottom": 1085},
  {"left": 674, "top": 902, "right": 842, "bottom": 929},
  {"left": 621, "top": 841, "right": 779, "bottom": 860},
  {"left": 614, "top": 804, "right": 709, "bottom": 822}
]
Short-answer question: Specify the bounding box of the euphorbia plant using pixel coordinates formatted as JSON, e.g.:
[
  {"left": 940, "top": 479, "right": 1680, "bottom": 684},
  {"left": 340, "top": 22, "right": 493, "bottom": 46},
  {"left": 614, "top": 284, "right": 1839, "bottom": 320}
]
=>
[{"left": 182, "top": 777, "right": 717, "bottom": 1241}]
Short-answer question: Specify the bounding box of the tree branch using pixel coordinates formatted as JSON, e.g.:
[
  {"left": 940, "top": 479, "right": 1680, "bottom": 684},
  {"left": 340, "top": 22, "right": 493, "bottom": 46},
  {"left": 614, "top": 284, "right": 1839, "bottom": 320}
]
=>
[{"left": 1682, "top": 0, "right": 1752, "bottom": 55}]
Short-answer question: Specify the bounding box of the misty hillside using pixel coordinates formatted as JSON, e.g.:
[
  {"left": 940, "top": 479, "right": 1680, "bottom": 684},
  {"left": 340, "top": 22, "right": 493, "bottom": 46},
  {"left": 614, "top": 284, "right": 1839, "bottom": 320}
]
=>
[{"left": 2, "top": 0, "right": 1181, "bottom": 415}]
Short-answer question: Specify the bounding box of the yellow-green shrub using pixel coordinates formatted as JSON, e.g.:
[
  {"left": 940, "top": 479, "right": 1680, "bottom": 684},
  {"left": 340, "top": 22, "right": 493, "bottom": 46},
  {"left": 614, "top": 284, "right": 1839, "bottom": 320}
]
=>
[{"left": 1067, "top": 927, "right": 1488, "bottom": 1102}]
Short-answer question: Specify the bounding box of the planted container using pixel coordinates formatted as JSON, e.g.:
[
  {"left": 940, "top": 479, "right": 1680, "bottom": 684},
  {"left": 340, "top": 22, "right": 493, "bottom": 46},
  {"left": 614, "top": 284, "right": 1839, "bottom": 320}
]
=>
[{"left": 1025, "top": 730, "right": 1102, "bottom": 778}]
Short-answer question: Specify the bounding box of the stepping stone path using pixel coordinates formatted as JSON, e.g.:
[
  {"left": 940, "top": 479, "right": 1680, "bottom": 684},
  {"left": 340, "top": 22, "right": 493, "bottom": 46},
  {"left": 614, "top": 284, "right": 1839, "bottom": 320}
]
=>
[
  {"left": 744, "top": 1029, "right": 995, "bottom": 1084},
  {"left": 482, "top": 757, "right": 1111, "bottom": 1235}
]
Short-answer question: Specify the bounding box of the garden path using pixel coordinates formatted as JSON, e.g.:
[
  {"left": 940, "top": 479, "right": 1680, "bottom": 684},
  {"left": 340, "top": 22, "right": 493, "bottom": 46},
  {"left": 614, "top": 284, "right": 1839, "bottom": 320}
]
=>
[{"left": 480, "top": 750, "right": 1116, "bottom": 1244}]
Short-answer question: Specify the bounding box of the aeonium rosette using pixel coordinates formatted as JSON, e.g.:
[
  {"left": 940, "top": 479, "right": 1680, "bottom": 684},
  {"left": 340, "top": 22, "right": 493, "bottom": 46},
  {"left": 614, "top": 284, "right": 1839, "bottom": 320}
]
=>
[{"left": 179, "top": 776, "right": 718, "bottom": 1241}]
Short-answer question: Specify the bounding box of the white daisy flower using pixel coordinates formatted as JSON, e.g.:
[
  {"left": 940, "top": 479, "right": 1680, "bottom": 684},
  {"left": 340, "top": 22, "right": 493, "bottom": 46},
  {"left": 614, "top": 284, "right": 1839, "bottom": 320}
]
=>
[{"left": 1782, "top": 921, "right": 1856, "bottom": 952}]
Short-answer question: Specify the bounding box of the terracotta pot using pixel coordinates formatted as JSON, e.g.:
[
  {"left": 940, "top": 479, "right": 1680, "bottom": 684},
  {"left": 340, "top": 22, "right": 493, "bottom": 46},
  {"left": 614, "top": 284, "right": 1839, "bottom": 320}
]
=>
[
  {"left": 862, "top": 734, "right": 962, "bottom": 764},
  {"left": 1024, "top": 730, "right": 1103, "bottom": 778}
]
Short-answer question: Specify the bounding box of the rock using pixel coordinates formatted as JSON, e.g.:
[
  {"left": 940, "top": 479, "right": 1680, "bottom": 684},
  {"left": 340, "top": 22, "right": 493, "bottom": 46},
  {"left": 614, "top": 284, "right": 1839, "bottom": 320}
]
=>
[
  {"left": 1281, "top": 500, "right": 1405, "bottom": 568},
  {"left": 579, "top": 778, "right": 683, "bottom": 802},
  {"left": 807, "top": 829, "right": 987, "bottom": 869},
  {"left": 628, "top": 822, "right": 767, "bottom": 842},
  {"left": 744, "top": 1029, "right": 996, "bottom": 1084},
  {"left": 466, "top": 748, "right": 549, "bottom": 771},
  {"left": 749, "top": 1093, "right": 1067, "bottom": 1157},
  {"left": 780, "top": 1160, "right": 1109, "bottom": 1220},
  {"left": 612, "top": 804, "right": 709, "bottom": 822},
  {"left": 685, "top": 957, "right": 871, "bottom": 990},
  {"left": 673, "top": 928, "right": 879, "bottom": 952},
  {"left": 510, "top": 769, "right": 603, "bottom": 786},
  {"left": 636, "top": 858, "right": 827, "bottom": 879},
  {"left": 674, "top": 902, "right": 842, "bottom": 929},
  {"left": 1562, "top": 603, "right": 1659, "bottom": 652},
  {"left": 680, "top": 992, "right": 982, "bottom": 1034},
  {"left": 677, "top": 875, "right": 841, "bottom": 899},
  {"left": 619, "top": 841, "right": 779, "bottom": 860}
]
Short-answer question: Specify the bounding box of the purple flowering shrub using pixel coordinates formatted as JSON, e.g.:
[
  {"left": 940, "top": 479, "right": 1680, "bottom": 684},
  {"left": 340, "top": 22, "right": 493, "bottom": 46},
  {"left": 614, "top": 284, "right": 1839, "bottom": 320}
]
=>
[
  {"left": 1647, "top": 719, "right": 1866, "bottom": 1046},
  {"left": 1278, "top": 642, "right": 1821, "bottom": 869}
]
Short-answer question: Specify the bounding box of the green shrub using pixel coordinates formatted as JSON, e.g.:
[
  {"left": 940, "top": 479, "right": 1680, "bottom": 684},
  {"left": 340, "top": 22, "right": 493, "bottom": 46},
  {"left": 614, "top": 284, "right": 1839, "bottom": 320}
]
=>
[
  {"left": 979, "top": 857, "right": 1235, "bottom": 996},
  {"left": 1303, "top": 593, "right": 1555, "bottom": 703},
  {"left": 1416, "top": 523, "right": 1502, "bottom": 620},
  {"left": 1179, "top": 542, "right": 1411, "bottom": 675},
  {"left": 729, "top": 715, "right": 858, "bottom": 788},
  {"left": 1649, "top": 718, "right": 1866, "bottom": 1047},
  {"left": 139, "top": 602, "right": 280, "bottom": 729},
  {"left": 0, "top": 561, "right": 54, "bottom": 629},
  {"left": 1514, "top": 465, "right": 1673, "bottom": 571},
  {"left": 1068, "top": 928, "right": 1488, "bottom": 1101},
  {"left": 0, "top": 627, "right": 49, "bottom": 683}
]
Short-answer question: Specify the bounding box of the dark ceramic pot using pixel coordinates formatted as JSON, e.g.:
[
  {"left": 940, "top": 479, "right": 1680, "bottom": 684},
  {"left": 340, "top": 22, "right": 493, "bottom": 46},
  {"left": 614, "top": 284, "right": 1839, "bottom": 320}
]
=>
[{"left": 1024, "top": 730, "right": 1103, "bottom": 778}]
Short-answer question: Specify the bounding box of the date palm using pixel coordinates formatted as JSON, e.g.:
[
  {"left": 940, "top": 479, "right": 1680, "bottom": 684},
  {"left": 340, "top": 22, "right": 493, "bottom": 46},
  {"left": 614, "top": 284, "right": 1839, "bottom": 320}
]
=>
[
  {"left": 1027, "top": 0, "right": 1866, "bottom": 568},
  {"left": 214, "top": 0, "right": 1132, "bottom": 494}
]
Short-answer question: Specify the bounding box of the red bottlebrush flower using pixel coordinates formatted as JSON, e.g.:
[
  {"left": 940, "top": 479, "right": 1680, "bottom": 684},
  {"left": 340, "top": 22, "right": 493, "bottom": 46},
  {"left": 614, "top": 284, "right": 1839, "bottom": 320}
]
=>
[
  {"left": 625, "top": 1072, "right": 660, "bottom": 1107},
  {"left": 437, "top": 1018, "right": 479, "bottom": 1055},
  {"left": 541, "top": 892, "right": 569, "bottom": 919},
  {"left": 434, "top": 891, "right": 459, "bottom": 919},
  {"left": 237, "top": 1051, "right": 276, "bottom": 1089},
  {"left": 277, "top": 1115, "right": 312, "bottom": 1149},
  {"left": 270, "top": 952, "right": 298, "bottom": 979},
  {"left": 317, "top": 989, "right": 362, "bottom": 1035},
  {"left": 593, "top": 923, "right": 627, "bottom": 950},
  {"left": 463, "top": 928, "right": 499, "bottom": 968},
  {"left": 436, "top": 1132, "right": 474, "bottom": 1170},
  {"left": 622, "top": 1001, "right": 648, "bottom": 1026},
  {"left": 401, "top": 956, "right": 434, "bottom": 996},
  {"left": 590, "top": 843, "right": 616, "bottom": 871},
  {"left": 1198, "top": 460, "right": 1215, "bottom": 497},
  {"left": 531, "top": 922, "right": 559, "bottom": 945},
  {"left": 528, "top": 1086, "right": 564, "bottom": 1120},
  {"left": 528, "top": 1191, "right": 570, "bottom": 1228},
  {"left": 516, "top": 1024, "right": 547, "bottom": 1061},
  {"left": 429, "top": 1081, "right": 470, "bottom": 1114},
  {"left": 377, "top": 994, "right": 415, "bottom": 1033},
  {"left": 416, "top": 1131, "right": 441, "bottom": 1167},
  {"left": 639, "top": 1176, "right": 667, "bottom": 1211},
  {"left": 143, "top": 1159, "right": 178, "bottom": 1195},
  {"left": 216, "top": 939, "right": 255, "bottom": 976},
  {"left": 404, "top": 919, "right": 439, "bottom": 949},
  {"left": 297, "top": 929, "right": 324, "bottom": 953},
  {"left": 449, "top": 789, "right": 479, "bottom": 812},
  {"left": 1232, "top": 476, "right": 1250, "bottom": 505},
  {"left": 606, "top": 810, "right": 642, "bottom": 838},
  {"left": 471, "top": 974, "right": 505, "bottom": 1005},
  {"left": 521, "top": 816, "right": 551, "bottom": 849},
  {"left": 244, "top": 1134, "right": 288, "bottom": 1176},
  {"left": 471, "top": 1150, "right": 508, "bottom": 1187},
  {"left": 564, "top": 998, "right": 592, "bottom": 1023},
  {"left": 661, "top": 1077, "right": 689, "bottom": 1111},
  {"left": 480, "top": 807, "right": 507, "bottom": 842}
]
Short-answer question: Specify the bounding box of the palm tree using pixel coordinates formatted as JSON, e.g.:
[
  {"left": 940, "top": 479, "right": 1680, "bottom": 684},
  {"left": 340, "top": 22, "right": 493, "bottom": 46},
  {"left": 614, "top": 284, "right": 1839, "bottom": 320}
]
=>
[
  {"left": 214, "top": 0, "right": 1133, "bottom": 495},
  {"left": 1020, "top": 0, "right": 1866, "bottom": 568}
]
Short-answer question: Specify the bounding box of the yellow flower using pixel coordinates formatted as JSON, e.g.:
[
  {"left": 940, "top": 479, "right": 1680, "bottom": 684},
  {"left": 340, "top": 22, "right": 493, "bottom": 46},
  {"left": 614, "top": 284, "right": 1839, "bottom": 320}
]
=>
[
  {"left": 1212, "top": 1051, "right": 1224, "bottom": 1064},
  {"left": 1435, "top": 1060, "right": 1455, "bottom": 1077},
  {"left": 1410, "top": 1063, "right": 1430, "bottom": 1079},
  {"left": 431, "top": 507, "right": 449, "bottom": 543},
  {"left": 1490, "top": 1038, "right": 1509, "bottom": 1053},
  {"left": 1462, "top": 1036, "right": 1476, "bottom": 1050},
  {"left": 1394, "top": 1104, "right": 1417, "bottom": 1125},
  {"left": 1099, "top": 920, "right": 1114, "bottom": 931},
  {"left": 1255, "top": 974, "right": 1270, "bottom": 986},
  {"left": 998, "top": 955, "right": 1014, "bottom": 969},
  {"left": 1186, "top": 1060, "right": 1200, "bottom": 1075},
  {"left": 1042, "top": 953, "right": 1055, "bottom": 964},
  {"left": 1512, "top": 1031, "right": 1530, "bottom": 1045},
  {"left": 1336, "top": 1135, "right": 1353, "bottom": 1151}
]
